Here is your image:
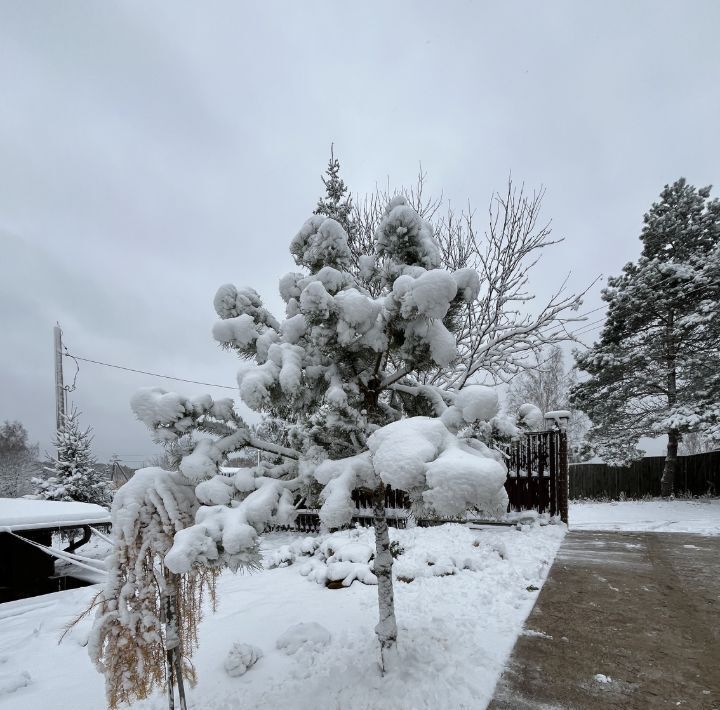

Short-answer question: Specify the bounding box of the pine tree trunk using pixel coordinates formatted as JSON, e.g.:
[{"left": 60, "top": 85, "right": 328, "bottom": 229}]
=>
[
  {"left": 372, "top": 478, "right": 399, "bottom": 674},
  {"left": 661, "top": 310, "right": 678, "bottom": 498},
  {"left": 661, "top": 429, "right": 679, "bottom": 498}
]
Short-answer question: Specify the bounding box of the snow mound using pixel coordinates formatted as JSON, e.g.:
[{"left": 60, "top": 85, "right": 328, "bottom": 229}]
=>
[
  {"left": 518, "top": 403, "right": 544, "bottom": 431},
  {"left": 268, "top": 523, "right": 564, "bottom": 587},
  {"left": 455, "top": 386, "right": 499, "bottom": 423},
  {"left": 276, "top": 622, "right": 331, "bottom": 655},
  {"left": 223, "top": 643, "right": 263, "bottom": 677},
  {"left": 268, "top": 531, "right": 377, "bottom": 588},
  {"left": 0, "top": 670, "right": 32, "bottom": 696}
]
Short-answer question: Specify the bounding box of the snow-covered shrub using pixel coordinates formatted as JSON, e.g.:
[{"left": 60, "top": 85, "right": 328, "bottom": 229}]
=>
[
  {"left": 224, "top": 643, "right": 262, "bottom": 677},
  {"left": 88, "top": 468, "right": 217, "bottom": 709}
]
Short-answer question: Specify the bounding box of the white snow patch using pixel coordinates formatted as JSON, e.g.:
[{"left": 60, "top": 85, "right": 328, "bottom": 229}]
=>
[
  {"left": 276, "top": 622, "right": 331, "bottom": 655},
  {"left": 570, "top": 499, "right": 720, "bottom": 535},
  {"left": 0, "top": 523, "right": 565, "bottom": 710}
]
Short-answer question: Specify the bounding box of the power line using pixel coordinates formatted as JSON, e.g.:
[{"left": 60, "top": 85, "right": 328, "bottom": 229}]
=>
[
  {"left": 573, "top": 324, "right": 604, "bottom": 338},
  {"left": 566, "top": 317, "right": 606, "bottom": 339},
  {"left": 63, "top": 353, "right": 237, "bottom": 391},
  {"left": 574, "top": 305, "right": 606, "bottom": 319}
]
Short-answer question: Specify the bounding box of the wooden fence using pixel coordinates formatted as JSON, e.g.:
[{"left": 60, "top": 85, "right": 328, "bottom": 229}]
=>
[
  {"left": 291, "top": 429, "right": 570, "bottom": 531},
  {"left": 569, "top": 450, "right": 720, "bottom": 500}
]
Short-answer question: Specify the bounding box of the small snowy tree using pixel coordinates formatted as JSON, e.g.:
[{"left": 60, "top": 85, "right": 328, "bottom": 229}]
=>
[
  {"left": 92, "top": 196, "right": 512, "bottom": 696},
  {"left": 571, "top": 179, "right": 720, "bottom": 495},
  {"left": 34, "top": 408, "right": 110, "bottom": 506}
]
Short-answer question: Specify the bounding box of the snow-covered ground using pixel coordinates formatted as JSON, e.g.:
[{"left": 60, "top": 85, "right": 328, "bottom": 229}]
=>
[
  {"left": 0, "top": 521, "right": 564, "bottom": 710},
  {"left": 570, "top": 498, "right": 720, "bottom": 535}
]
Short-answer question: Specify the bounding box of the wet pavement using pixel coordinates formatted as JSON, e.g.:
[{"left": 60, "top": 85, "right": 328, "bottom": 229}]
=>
[{"left": 489, "top": 531, "right": 720, "bottom": 709}]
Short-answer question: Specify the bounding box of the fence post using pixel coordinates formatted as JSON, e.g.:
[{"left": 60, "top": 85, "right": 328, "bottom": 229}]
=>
[
  {"left": 549, "top": 432, "right": 557, "bottom": 517},
  {"left": 558, "top": 431, "right": 569, "bottom": 525}
]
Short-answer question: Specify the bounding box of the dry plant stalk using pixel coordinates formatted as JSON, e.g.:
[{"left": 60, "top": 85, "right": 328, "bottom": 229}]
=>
[{"left": 87, "top": 469, "right": 218, "bottom": 709}]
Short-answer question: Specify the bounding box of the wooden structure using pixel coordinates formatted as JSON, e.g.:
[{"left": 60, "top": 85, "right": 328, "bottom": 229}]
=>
[
  {"left": 0, "top": 498, "right": 110, "bottom": 603},
  {"left": 504, "top": 429, "right": 569, "bottom": 523},
  {"left": 569, "top": 449, "right": 720, "bottom": 500},
  {"left": 292, "top": 429, "right": 570, "bottom": 532}
]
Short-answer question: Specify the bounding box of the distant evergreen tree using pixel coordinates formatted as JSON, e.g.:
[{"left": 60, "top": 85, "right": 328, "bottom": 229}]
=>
[
  {"left": 35, "top": 408, "right": 110, "bottom": 506},
  {"left": 571, "top": 179, "right": 720, "bottom": 495}
]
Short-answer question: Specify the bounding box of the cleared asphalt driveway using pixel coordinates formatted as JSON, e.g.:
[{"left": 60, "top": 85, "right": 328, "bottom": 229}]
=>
[{"left": 489, "top": 531, "right": 720, "bottom": 709}]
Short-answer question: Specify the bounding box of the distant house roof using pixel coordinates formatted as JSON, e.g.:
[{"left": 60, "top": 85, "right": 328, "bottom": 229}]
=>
[{"left": 0, "top": 498, "right": 111, "bottom": 532}]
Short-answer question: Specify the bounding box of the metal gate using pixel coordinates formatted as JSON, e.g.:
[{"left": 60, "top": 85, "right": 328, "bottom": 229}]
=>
[{"left": 504, "top": 429, "right": 568, "bottom": 523}]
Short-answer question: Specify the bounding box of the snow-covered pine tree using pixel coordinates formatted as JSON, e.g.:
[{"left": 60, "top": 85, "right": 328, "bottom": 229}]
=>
[
  {"left": 34, "top": 408, "right": 110, "bottom": 506},
  {"left": 95, "top": 196, "right": 512, "bottom": 690},
  {"left": 571, "top": 178, "right": 720, "bottom": 495},
  {"left": 314, "top": 144, "right": 353, "bottom": 235}
]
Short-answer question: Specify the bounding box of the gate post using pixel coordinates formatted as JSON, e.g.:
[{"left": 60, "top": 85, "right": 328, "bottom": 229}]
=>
[{"left": 558, "top": 431, "right": 569, "bottom": 524}]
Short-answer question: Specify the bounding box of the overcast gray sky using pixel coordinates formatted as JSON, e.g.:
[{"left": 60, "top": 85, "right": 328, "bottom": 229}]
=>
[{"left": 1, "top": 1, "right": 718, "bottom": 465}]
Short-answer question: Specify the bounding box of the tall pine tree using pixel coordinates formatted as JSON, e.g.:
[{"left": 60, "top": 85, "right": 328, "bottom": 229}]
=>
[{"left": 571, "top": 179, "right": 720, "bottom": 495}]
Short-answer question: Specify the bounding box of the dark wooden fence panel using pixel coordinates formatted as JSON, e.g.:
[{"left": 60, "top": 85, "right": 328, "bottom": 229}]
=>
[
  {"left": 504, "top": 429, "right": 568, "bottom": 523},
  {"left": 285, "top": 430, "right": 571, "bottom": 532},
  {"left": 569, "top": 451, "right": 720, "bottom": 500}
]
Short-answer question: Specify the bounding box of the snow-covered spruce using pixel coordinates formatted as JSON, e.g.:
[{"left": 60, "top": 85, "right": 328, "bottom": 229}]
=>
[
  {"left": 33, "top": 408, "right": 110, "bottom": 506},
  {"left": 101, "top": 196, "right": 519, "bottom": 694}
]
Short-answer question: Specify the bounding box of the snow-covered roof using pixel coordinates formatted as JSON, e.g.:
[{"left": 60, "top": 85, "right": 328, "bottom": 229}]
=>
[{"left": 0, "top": 498, "right": 110, "bottom": 532}]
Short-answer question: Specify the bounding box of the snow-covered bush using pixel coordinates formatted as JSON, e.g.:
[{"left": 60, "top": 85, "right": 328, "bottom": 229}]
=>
[
  {"left": 88, "top": 468, "right": 217, "bottom": 709},
  {"left": 224, "top": 643, "right": 262, "bottom": 677}
]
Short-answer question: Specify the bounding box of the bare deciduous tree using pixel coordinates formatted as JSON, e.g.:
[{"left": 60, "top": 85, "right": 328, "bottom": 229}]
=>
[
  {"left": 349, "top": 172, "right": 593, "bottom": 389},
  {"left": 505, "top": 346, "right": 592, "bottom": 462},
  {"left": 0, "top": 420, "right": 40, "bottom": 497}
]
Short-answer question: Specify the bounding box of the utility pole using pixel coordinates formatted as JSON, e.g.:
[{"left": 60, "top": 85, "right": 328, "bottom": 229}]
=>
[{"left": 54, "top": 324, "right": 66, "bottom": 434}]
